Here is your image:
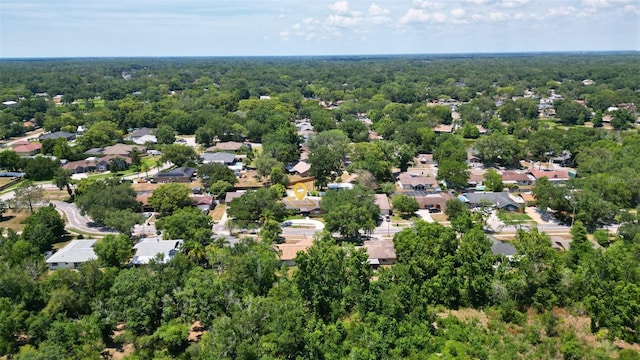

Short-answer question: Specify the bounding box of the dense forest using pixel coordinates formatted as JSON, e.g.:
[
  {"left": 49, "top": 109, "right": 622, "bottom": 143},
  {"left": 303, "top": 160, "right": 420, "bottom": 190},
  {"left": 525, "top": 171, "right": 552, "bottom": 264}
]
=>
[{"left": 0, "top": 53, "right": 639, "bottom": 359}]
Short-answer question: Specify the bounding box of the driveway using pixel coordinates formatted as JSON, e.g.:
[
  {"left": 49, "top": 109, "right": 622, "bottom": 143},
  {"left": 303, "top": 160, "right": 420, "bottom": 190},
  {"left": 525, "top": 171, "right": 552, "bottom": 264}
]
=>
[
  {"left": 416, "top": 210, "right": 435, "bottom": 222},
  {"left": 50, "top": 200, "right": 117, "bottom": 235}
]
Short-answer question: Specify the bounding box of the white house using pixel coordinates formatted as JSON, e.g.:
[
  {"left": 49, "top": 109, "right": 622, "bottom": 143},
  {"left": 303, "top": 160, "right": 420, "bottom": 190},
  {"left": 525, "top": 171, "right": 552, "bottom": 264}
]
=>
[
  {"left": 131, "top": 237, "right": 183, "bottom": 265},
  {"left": 46, "top": 240, "right": 97, "bottom": 270}
]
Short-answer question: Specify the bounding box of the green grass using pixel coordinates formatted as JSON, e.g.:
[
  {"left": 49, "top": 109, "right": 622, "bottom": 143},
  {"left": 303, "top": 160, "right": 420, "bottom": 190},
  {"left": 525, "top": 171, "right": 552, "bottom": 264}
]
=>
[{"left": 497, "top": 210, "right": 533, "bottom": 224}]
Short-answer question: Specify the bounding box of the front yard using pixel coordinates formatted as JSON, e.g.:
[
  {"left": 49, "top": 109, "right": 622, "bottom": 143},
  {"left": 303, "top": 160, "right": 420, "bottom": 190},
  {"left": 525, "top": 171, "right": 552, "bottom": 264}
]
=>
[{"left": 497, "top": 210, "right": 533, "bottom": 225}]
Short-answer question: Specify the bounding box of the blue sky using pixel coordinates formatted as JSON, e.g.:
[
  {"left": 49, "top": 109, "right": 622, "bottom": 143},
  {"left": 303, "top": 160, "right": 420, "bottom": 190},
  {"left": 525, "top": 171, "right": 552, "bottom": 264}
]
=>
[{"left": 1, "top": 0, "right": 638, "bottom": 58}]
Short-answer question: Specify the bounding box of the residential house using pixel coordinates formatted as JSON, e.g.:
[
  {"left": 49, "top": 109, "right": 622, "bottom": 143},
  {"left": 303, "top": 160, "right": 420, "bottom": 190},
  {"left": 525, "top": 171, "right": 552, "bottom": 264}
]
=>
[
  {"left": 46, "top": 240, "right": 97, "bottom": 270},
  {"left": 153, "top": 167, "right": 196, "bottom": 183},
  {"left": 224, "top": 191, "right": 245, "bottom": 204},
  {"left": 398, "top": 172, "right": 439, "bottom": 192},
  {"left": 200, "top": 151, "right": 237, "bottom": 165},
  {"left": 39, "top": 131, "right": 76, "bottom": 141},
  {"left": 103, "top": 144, "right": 144, "bottom": 157},
  {"left": 358, "top": 240, "right": 396, "bottom": 267},
  {"left": 277, "top": 242, "right": 312, "bottom": 267},
  {"left": 412, "top": 192, "right": 453, "bottom": 211},
  {"left": 374, "top": 194, "right": 391, "bottom": 216},
  {"left": 13, "top": 142, "right": 42, "bottom": 156},
  {"left": 128, "top": 127, "right": 153, "bottom": 140},
  {"left": 433, "top": 124, "right": 453, "bottom": 134},
  {"left": 131, "top": 237, "right": 183, "bottom": 265},
  {"left": 290, "top": 161, "right": 311, "bottom": 177},
  {"left": 282, "top": 197, "right": 322, "bottom": 216},
  {"left": 62, "top": 155, "right": 131, "bottom": 174},
  {"left": 500, "top": 170, "right": 535, "bottom": 186},
  {"left": 529, "top": 169, "right": 570, "bottom": 183},
  {"left": 458, "top": 192, "right": 520, "bottom": 212},
  {"left": 415, "top": 153, "right": 436, "bottom": 166},
  {"left": 207, "top": 141, "right": 249, "bottom": 153},
  {"left": 84, "top": 148, "right": 105, "bottom": 156},
  {"left": 193, "top": 196, "right": 215, "bottom": 214},
  {"left": 132, "top": 134, "right": 157, "bottom": 145}
]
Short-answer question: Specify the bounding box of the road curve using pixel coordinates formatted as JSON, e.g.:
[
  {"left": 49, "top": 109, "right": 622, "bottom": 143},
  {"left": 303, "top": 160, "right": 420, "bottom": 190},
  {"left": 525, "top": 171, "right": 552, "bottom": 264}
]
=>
[{"left": 49, "top": 200, "right": 117, "bottom": 235}]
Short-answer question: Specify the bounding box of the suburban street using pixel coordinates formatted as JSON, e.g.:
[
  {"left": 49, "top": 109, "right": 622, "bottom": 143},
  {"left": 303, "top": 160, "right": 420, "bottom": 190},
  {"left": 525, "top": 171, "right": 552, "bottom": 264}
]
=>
[{"left": 49, "top": 200, "right": 117, "bottom": 235}]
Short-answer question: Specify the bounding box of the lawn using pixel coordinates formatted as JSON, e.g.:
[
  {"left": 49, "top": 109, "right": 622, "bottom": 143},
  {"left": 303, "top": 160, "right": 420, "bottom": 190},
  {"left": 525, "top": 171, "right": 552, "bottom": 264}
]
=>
[
  {"left": 210, "top": 204, "right": 227, "bottom": 223},
  {"left": 497, "top": 210, "right": 533, "bottom": 224},
  {"left": 0, "top": 210, "right": 30, "bottom": 233}
]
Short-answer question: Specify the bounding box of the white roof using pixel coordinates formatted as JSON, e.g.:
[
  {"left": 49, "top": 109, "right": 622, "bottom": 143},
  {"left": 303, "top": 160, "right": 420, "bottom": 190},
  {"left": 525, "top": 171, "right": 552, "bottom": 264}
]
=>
[
  {"left": 133, "top": 134, "right": 157, "bottom": 145},
  {"left": 132, "top": 237, "right": 183, "bottom": 265},
  {"left": 46, "top": 240, "right": 97, "bottom": 264}
]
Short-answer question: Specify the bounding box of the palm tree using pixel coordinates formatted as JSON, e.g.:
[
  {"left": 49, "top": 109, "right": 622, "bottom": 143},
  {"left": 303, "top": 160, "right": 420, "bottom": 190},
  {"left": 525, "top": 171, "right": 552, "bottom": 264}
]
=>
[
  {"left": 183, "top": 240, "right": 206, "bottom": 266},
  {"left": 140, "top": 163, "right": 150, "bottom": 179}
]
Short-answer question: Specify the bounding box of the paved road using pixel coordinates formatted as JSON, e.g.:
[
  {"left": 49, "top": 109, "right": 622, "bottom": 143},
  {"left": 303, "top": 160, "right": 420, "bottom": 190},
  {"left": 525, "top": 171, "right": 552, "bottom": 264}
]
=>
[{"left": 50, "top": 200, "right": 117, "bottom": 235}]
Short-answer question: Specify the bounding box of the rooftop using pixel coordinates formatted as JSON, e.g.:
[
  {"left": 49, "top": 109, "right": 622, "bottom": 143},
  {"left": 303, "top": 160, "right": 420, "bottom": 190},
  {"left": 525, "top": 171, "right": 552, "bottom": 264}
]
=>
[{"left": 46, "top": 240, "right": 97, "bottom": 264}]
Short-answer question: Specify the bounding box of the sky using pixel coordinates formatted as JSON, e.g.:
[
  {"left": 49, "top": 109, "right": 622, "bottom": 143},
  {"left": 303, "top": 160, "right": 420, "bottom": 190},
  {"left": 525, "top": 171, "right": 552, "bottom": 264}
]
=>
[{"left": 1, "top": 0, "right": 639, "bottom": 58}]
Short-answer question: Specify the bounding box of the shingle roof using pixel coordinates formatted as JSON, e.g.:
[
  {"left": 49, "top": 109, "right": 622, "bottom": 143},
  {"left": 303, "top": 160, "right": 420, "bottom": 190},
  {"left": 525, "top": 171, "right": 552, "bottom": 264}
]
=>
[
  {"left": 132, "top": 238, "right": 183, "bottom": 264},
  {"left": 39, "top": 131, "right": 75, "bottom": 141},
  {"left": 154, "top": 167, "right": 196, "bottom": 178},
  {"left": 200, "top": 152, "right": 237, "bottom": 164},
  {"left": 460, "top": 192, "right": 518, "bottom": 208}
]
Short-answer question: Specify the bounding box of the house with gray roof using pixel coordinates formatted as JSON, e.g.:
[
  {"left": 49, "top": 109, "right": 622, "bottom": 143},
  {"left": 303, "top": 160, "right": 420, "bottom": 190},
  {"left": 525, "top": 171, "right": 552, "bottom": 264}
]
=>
[
  {"left": 39, "top": 131, "right": 76, "bottom": 141},
  {"left": 153, "top": 167, "right": 196, "bottom": 183},
  {"left": 200, "top": 152, "right": 238, "bottom": 165},
  {"left": 458, "top": 192, "right": 520, "bottom": 212},
  {"left": 131, "top": 237, "right": 183, "bottom": 265},
  {"left": 46, "top": 240, "right": 97, "bottom": 270}
]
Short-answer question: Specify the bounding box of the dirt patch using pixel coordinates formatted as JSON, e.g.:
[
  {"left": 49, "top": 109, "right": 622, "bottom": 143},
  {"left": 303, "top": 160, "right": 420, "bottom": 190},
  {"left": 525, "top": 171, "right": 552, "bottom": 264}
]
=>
[
  {"left": 430, "top": 213, "right": 449, "bottom": 222},
  {"left": 437, "top": 308, "right": 490, "bottom": 328}
]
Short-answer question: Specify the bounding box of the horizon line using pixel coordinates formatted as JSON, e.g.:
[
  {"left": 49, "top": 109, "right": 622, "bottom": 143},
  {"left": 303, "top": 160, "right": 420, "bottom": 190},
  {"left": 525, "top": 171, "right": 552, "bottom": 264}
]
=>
[{"left": 1, "top": 50, "right": 638, "bottom": 61}]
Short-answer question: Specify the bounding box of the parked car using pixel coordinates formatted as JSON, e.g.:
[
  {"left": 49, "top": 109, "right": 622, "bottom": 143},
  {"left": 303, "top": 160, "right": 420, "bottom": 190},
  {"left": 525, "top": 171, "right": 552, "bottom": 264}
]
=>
[{"left": 280, "top": 221, "right": 293, "bottom": 227}]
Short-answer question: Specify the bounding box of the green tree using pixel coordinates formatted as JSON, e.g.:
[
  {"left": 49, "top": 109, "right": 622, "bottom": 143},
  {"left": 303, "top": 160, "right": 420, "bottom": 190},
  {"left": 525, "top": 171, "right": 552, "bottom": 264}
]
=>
[
  {"left": 148, "top": 183, "right": 193, "bottom": 217},
  {"left": 254, "top": 155, "right": 281, "bottom": 180},
  {"left": 160, "top": 144, "right": 198, "bottom": 167},
  {"left": 156, "top": 124, "right": 176, "bottom": 144},
  {"left": 22, "top": 205, "right": 66, "bottom": 252},
  {"left": 94, "top": 234, "right": 133, "bottom": 268},
  {"left": 53, "top": 168, "right": 74, "bottom": 198},
  {"left": 392, "top": 194, "right": 419, "bottom": 219},
  {"left": 0, "top": 151, "right": 22, "bottom": 171},
  {"left": 437, "top": 159, "right": 469, "bottom": 190},
  {"left": 13, "top": 180, "right": 44, "bottom": 213},
  {"left": 156, "top": 207, "right": 212, "bottom": 243},
  {"left": 75, "top": 179, "right": 141, "bottom": 224},
  {"left": 294, "top": 234, "right": 371, "bottom": 322},
  {"left": 23, "top": 156, "right": 59, "bottom": 181},
  {"left": 197, "top": 162, "right": 236, "bottom": 189},
  {"left": 227, "top": 188, "right": 287, "bottom": 229},
  {"left": 483, "top": 169, "right": 504, "bottom": 192},
  {"left": 321, "top": 185, "right": 379, "bottom": 241},
  {"left": 209, "top": 180, "right": 235, "bottom": 200},
  {"left": 102, "top": 209, "right": 144, "bottom": 236}
]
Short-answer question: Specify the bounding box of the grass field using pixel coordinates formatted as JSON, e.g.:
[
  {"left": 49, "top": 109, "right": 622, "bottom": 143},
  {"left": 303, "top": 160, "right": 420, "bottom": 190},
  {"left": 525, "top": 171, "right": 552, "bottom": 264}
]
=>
[
  {"left": 497, "top": 210, "right": 533, "bottom": 224},
  {"left": 0, "top": 210, "right": 30, "bottom": 233}
]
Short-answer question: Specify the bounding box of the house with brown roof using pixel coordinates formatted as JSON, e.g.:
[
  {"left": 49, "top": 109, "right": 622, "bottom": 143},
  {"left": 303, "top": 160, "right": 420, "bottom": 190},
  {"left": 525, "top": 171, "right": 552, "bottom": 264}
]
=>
[
  {"left": 290, "top": 161, "right": 311, "bottom": 177},
  {"left": 500, "top": 170, "right": 535, "bottom": 186},
  {"left": 413, "top": 192, "right": 453, "bottom": 211},
  {"left": 62, "top": 155, "right": 131, "bottom": 173},
  {"left": 207, "top": 141, "right": 250, "bottom": 153},
  {"left": 103, "top": 144, "right": 144, "bottom": 157},
  {"left": 374, "top": 194, "right": 391, "bottom": 216},
  {"left": 282, "top": 197, "right": 322, "bottom": 216},
  {"left": 433, "top": 124, "right": 453, "bottom": 134},
  {"left": 357, "top": 240, "right": 396, "bottom": 267},
  {"left": 529, "top": 169, "right": 570, "bottom": 183},
  {"left": 398, "top": 172, "right": 439, "bottom": 192},
  {"left": 13, "top": 142, "right": 42, "bottom": 156}
]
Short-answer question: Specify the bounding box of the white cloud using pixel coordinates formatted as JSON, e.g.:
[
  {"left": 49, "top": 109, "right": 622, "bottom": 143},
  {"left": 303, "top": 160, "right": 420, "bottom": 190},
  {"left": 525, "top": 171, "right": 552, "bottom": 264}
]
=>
[
  {"left": 464, "top": 0, "right": 491, "bottom": 4},
  {"left": 369, "top": 4, "right": 390, "bottom": 16},
  {"left": 501, "top": 0, "right": 529, "bottom": 8},
  {"left": 548, "top": 6, "right": 577, "bottom": 16},
  {"left": 413, "top": 0, "right": 445, "bottom": 9},
  {"left": 623, "top": 4, "right": 640, "bottom": 14},
  {"left": 451, "top": 8, "right": 465, "bottom": 17},
  {"left": 488, "top": 11, "right": 509, "bottom": 21},
  {"left": 400, "top": 8, "right": 447, "bottom": 24},
  {"left": 292, "top": 23, "right": 301, "bottom": 30},
  {"left": 327, "top": 14, "right": 361, "bottom": 27},
  {"left": 280, "top": 30, "right": 290, "bottom": 40},
  {"left": 582, "top": 0, "right": 612, "bottom": 7},
  {"left": 329, "top": 1, "right": 350, "bottom": 14}
]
